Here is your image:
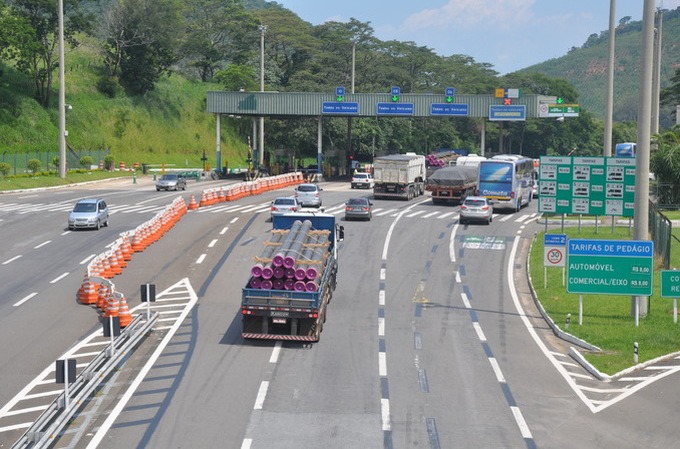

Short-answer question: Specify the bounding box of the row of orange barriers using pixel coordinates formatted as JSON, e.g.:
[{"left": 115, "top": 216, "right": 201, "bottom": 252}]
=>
[
  {"left": 188, "top": 172, "right": 304, "bottom": 210},
  {"left": 77, "top": 196, "right": 189, "bottom": 327}
]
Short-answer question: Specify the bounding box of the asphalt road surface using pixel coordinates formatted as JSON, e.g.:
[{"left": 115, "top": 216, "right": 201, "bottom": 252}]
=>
[{"left": 1, "top": 176, "right": 680, "bottom": 448}]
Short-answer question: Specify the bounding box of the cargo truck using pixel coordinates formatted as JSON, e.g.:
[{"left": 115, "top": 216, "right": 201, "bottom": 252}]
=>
[
  {"left": 241, "top": 213, "right": 343, "bottom": 342},
  {"left": 425, "top": 165, "right": 478, "bottom": 205},
  {"left": 373, "top": 153, "right": 426, "bottom": 200}
]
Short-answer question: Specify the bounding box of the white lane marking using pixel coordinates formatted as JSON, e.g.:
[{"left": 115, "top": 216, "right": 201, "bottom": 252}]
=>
[
  {"left": 488, "top": 357, "right": 506, "bottom": 383},
  {"left": 460, "top": 292, "right": 471, "bottom": 309},
  {"left": 3, "top": 255, "right": 22, "bottom": 265},
  {"left": 378, "top": 352, "right": 387, "bottom": 377},
  {"left": 13, "top": 292, "right": 37, "bottom": 307},
  {"left": 511, "top": 406, "right": 533, "bottom": 439},
  {"left": 220, "top": 226, "right": 229, "bottom": 235},
  {"left": 80, "top": 254, "right": 96, "bottom": 265},
  {"left": 34, "top": 240, "right": 51, "bottom": 249},
  {"left": 253, "top": 381, "right": 269, "bottom": 410},
  {"left": 472, "top": 322, "right": 486, "bottom": 342},
  {"left": 86, "top": 279, "right": 198, "bottom": 448},
  {"left": 378, "top": 317, "right": 385, "bottom": 337},
  {"left": 379, "top": 290, "right": 385, "bottom": 306},
  {"left": 269, "top": 342, "right": 282, "bottom": 363},
  {"left": 241, "top": 439, "right": 252, "bottom": 449},
  {"left": 449, "top": 222, "right": 459, "bottom": 263},
  {"left": 438, "top": 211, "right": 455, "bottom": 219},
  {"left": 380, "top": 268, "right": 386, "bottom": 280},
  {"left": 230, "top": 217, "right": 239, "bottom": 224},
  {"left": 208, "top": 239, "right": 218, "bottom": 248},
  {"left": 50, "top": 272, "right": 69, "bottom": 284},
  {"left": 423, "top": 211, "right": 440, "bottom": 218},
  {"left": 381, "top": 398, "right": 391, "bottom": 431},
  {"left": 406, "top": 210, "right": 425, "bottom": 218},
  {"left": 455, "top": 271, "right": 462, "bottom": 283},
  {"left": 505, "top": 236, "right": 596, "bottom": 413},
  {"left": 196, "top": 254, "right": 207, "bottom": 264}
]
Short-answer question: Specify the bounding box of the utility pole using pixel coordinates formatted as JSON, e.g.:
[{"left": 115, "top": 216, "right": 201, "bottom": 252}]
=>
[
  {"left": 651, "top": 8, "right": 663, "bottom": 135},
  {"left": 603, "top": 0, "right": 616, "bottom": 157},
  {"left": 632, "top": 0, "right": 655, "bottom": 317},
  {"left": 258, "top": 25, "right": 267, "bottom": 170},
  {"left": 57, "top": 0, "right": 66, "bottom": 178}
]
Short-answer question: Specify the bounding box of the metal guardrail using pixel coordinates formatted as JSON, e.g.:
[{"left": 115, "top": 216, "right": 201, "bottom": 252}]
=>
[{"left": 11, "top": 311, "right": 159, "bottom": 449}]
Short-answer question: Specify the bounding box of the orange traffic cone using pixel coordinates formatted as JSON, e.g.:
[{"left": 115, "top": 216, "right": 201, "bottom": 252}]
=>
[
  {"left": 118, "top": 294, "right": 133, "bottom": 327},
  {"left": 188, "top": 195, "right": 198, "bottom": 210},
  {"left": 101, "top": 291, "right": 120, "bottom": 318},
  {"left": 78, "top": 277, "right": 99, "bottom": 305}
]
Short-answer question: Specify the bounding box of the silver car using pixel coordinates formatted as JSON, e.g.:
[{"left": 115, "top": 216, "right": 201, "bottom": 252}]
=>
[
  {"left": 459, "top": 196, "right": 493, "bottom": 225},
  {"left": 155, "top": 173, "right": 187, "bottom": 191},
  {"left": 294, "top": 183, "right": 322, "bottom": 207},
  {"left": 68, "top": 198, "right": 109, "bottom": 230},
  {"left": 270, "top": 196, "right": 300, "bottom": 219}
]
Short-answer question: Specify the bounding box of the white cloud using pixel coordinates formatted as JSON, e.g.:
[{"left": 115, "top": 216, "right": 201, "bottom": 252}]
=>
[{"left": 403, "top": 0, "right": 536, "bottom": 31}]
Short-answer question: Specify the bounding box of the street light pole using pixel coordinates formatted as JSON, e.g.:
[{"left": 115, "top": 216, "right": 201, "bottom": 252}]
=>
[
  {"left": 632, "top": 0, "right": 655, "bottom": 317},
  {"left": 603, "top": 0, "right": 616, "bottom": 157},
  {"left": 57, "top": 0, "right": 66, "bottom": 178},
  {"left": 651, "top": 9, "right": 663, "bottom": 135},
  {"left": 258, "top": 25, "right": 267, "bottom": 170}
]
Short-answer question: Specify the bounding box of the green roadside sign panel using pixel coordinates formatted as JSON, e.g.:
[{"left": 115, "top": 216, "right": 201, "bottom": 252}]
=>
[
  {"left": 660, "top": 270, "right": 680, "bottom": 297},
  {"left": 567, "top": 239, "right": 653, "bottom": 296},
  {"left": 538, "top": 156, "right": 635, "bottom": 217}
]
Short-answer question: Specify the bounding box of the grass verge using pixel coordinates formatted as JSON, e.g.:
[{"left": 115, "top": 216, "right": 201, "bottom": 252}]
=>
[
  {"left": 0, "top": 170, "right": 133, "bottom": 192},
  {"left": 530, "top": 224, "right": 680, "bottom": 375}
]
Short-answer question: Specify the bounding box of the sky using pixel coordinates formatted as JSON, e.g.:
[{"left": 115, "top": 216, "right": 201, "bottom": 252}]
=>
[{"left": 273, "top": 0, "right": 680, "bottom": 75}]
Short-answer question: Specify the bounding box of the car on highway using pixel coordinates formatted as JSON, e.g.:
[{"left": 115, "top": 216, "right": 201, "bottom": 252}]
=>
[
  {"left": 295, "top": 183, "right": 322, "bottom": 207},
  {"left": 155, "top": 173, "right": 187, "bottom": 191},
  {"left": 270, "top": 196, "right": 301, "bottom": 219},
  {"left": 68, "top": 198, "right": 109, "bottom": 230},
  {"left": 532, "top": 180, "right": 538, "bottom": 198},
  {"left": 344, "top": 197, "right": 373, "bottom": 221},
  {"left": 459, "top": 196, "right": 493, "bottom": 225},
  {"left": 351, "top": 172, "right": 375, "bottom": 189}
]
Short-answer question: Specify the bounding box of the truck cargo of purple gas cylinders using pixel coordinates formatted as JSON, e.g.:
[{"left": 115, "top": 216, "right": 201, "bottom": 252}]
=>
[{"left": 241, "top": 213, "right": 343, "bottom": 342}]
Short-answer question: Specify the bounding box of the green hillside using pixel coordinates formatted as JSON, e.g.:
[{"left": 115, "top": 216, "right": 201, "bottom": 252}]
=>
[
  {"left": 522, "top": 9, "right": 680, "bottom": 127},
  {"left": 0, "top": 40, "right": 249, "bottom": 170}
]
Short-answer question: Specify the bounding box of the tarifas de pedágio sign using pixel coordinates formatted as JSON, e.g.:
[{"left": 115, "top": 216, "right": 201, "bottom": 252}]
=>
[{"left": 566, "top": 239, "right": 654, "bottom": 296}]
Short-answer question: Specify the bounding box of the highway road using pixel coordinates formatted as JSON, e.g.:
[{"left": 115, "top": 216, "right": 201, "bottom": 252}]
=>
[{"left": 1, "top": 176, "right": 680, "bottom": 448}]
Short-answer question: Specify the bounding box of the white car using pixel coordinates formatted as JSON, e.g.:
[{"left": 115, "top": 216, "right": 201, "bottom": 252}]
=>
[{"left": 351, "top": 172, "right": 375, "bottom": 189}]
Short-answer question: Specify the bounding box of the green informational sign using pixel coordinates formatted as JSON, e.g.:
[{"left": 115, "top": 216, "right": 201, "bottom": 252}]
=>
[
  {"left": 660, "top": 270, "right": 680, "bottom": 297},
  {"left": 566, "top": 239, "right": 653, "bottom": 296},
  {"left": 538, "top": 156, "right": 635, "bottom": 217}
]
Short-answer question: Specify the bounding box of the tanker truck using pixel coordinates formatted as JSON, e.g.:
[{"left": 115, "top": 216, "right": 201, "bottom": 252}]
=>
[{"left": 241, "top": 213, "right": 343, "bottom": 342}]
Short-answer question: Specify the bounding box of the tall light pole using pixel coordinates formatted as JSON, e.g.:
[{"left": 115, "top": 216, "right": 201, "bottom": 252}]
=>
[
  {"left": 603, "top": 0, "right": 616, "bottom": 157},
  {"left": 632, "top": 0, "right": 655, "bottom": 317},
  {"left": 258, "top": 24, "right": 267, "bottom": 170},
  {"left": 57, "top": 0, "right": 66, "bottom": 178},
  {"left": 651, "top": 8, "right": 663, "bottom": 135}
]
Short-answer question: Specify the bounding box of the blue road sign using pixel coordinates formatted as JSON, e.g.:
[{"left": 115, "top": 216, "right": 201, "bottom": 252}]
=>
[
  {"left": 336, "top": 86, "right": 345, "bottom": 96},
  {"left": 391, "top": 86, "right": 401, "bottom": 96},
  {"left": 445, "top": 87, "right": 455, "bottom": 97},
  {"left": 322, "top": 102, "right": 359, "bottom": 114},
  {"left": 544, "top": 234, "right": 567, "bottom": 246},
  {"left": 377, "top": 103, "right": 414, "bottom": 115},
  {"left": 430, "top": 103, "right": 468, "bottom": 116},
  {"left": 489, "top": 105, "right": 526, "bottom": 121}
]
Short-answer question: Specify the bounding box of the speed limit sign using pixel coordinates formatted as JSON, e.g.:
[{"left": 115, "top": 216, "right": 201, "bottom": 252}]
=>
[{"left": 544, "top": 234, "right": 567, "bottom": 267}]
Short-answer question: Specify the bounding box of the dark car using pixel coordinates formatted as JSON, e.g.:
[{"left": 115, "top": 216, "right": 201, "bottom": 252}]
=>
[
  {"left": 156, "top": 173, "right": 187, "bottom": 191},
  {"left": 344, "top": 197, "right": 373, "bottom": 221},
  {"left": 68, "top": 198, "right": 109, "bottom": 230}
]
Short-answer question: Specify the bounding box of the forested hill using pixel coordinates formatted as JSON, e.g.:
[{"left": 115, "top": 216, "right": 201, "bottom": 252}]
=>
[{"left": 520, "top": 8, "right": 680, "bottom": 127}]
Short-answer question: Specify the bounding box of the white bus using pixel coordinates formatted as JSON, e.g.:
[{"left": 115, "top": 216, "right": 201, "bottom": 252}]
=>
[{"left": 477, "top": 154, "right": 534, "bottom": 212}]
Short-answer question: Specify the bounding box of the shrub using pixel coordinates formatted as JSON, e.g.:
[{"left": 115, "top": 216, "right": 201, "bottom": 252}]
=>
[
  {"left": 80, "top": 155, "right": 94, "bottom": 170},
  {"left": 27, "top": 159, "right": 42, "bottom": 176},
  {"left": 104, "top": 154, "right": 115, "bottom": 170},
  {"left": 0, "top": 162, "right": 10, "bottom": 177}
]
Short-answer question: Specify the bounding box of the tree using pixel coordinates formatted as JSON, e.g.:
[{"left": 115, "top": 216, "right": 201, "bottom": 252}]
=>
[
  {"left": 102, "top": 0, "right": 184, "bottom": 95},
  {"left": 661, "top": 68, "right": 680, "bottom": 111},
  {"left": 7, "top": 0, "right": 93, "bottom": 107},
  {"left": 215, "top": 64, "right": 258, "bottom": 91},
  {"left": 0, "top": 162, "right": 11, "bottom": 177},
  {"left": 181, "top": 0, "right": 258, "bottom": 82}
]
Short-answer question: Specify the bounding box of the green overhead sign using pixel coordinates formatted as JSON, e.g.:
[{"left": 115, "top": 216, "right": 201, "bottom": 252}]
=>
[{"left": 547, "top": 103, "right": 580, "bottom": 117}]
